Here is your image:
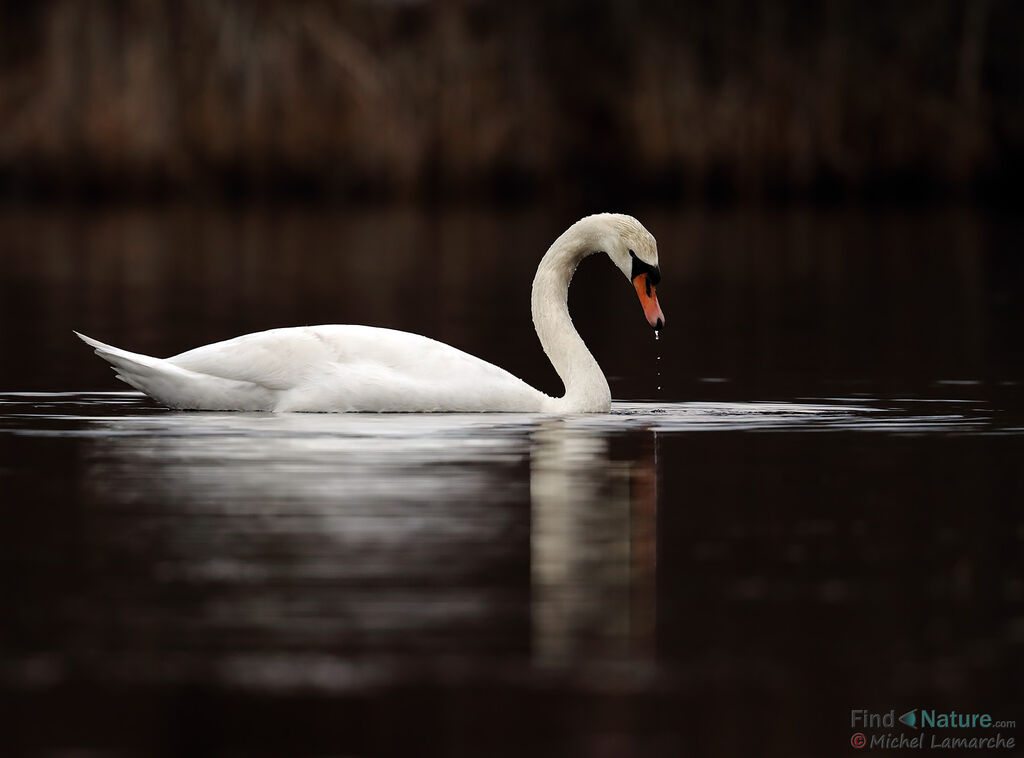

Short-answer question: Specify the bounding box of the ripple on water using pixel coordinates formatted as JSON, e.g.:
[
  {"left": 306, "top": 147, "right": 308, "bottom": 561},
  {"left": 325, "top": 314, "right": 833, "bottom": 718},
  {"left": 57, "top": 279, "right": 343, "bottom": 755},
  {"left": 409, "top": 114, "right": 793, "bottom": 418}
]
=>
[{"left": 0, "top": 391, "right": 1007, "bottom": 437}]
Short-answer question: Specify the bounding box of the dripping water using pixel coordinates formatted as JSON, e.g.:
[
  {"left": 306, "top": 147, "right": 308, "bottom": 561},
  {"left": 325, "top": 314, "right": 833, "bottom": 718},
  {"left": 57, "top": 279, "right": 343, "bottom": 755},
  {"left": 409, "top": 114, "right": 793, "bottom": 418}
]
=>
[{"left": 655, "top": 333, "right": 661, "bottom": 392}]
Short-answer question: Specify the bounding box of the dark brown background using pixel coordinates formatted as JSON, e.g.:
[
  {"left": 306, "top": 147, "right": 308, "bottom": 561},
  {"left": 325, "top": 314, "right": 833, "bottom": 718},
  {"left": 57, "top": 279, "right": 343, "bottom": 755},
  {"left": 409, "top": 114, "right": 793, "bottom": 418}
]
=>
[{"left": 0, "top": 1, "right": 1022, "bottom": 205}]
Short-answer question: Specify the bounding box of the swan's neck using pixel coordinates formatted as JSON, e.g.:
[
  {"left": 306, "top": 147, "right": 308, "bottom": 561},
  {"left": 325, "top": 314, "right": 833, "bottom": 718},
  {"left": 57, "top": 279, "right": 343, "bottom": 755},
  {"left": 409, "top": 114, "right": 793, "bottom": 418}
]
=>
[{"left": 531, "top": 227, "right": 611, "bottom": 413}]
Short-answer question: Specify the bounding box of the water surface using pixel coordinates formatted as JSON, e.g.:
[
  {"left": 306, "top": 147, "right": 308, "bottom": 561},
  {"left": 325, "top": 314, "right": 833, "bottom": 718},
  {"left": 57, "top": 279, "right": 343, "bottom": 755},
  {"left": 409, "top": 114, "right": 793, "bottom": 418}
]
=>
[{"left": 2, "top": 390, "right": 1021, "bottom": 756}]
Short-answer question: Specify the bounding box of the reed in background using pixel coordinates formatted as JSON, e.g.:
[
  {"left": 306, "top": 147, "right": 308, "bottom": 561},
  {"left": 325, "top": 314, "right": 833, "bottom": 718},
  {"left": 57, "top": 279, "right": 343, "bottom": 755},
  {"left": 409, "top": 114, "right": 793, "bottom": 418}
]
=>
[{"left": 0, "top": 0, "right": 1020, "bottom": 203}]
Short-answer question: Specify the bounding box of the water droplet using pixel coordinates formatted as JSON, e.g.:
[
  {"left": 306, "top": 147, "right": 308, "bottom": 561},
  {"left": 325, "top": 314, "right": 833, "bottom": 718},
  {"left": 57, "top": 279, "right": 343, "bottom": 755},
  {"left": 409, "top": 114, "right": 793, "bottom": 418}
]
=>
[
  {"left": 654, "top": 330, "right": 660, "bottom": 341},
  {"left": 656, "top": 356, "right": 661, "bottom": 360},
  {"left": 657, "top": 386, "right": 661, "bottom": 390}
]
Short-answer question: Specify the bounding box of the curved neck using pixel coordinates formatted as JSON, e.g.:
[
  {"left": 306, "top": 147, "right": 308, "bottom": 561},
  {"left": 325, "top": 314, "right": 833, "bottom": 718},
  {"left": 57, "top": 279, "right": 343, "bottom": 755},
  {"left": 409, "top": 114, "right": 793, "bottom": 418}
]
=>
[{"left": 531, "top": 225, "right": 611, "bottom": 413}]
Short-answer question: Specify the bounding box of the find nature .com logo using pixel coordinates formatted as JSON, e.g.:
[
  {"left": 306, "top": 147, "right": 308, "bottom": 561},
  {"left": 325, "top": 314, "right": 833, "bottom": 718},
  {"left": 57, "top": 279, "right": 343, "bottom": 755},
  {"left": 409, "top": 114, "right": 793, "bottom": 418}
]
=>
[{"left": 850, "top": 709, "right": 1016, "bottom": 751}]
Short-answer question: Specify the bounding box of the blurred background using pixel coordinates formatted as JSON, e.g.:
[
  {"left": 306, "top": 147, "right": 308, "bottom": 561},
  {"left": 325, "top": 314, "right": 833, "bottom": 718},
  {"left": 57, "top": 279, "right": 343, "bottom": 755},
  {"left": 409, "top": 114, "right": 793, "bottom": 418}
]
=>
[
  {"left": 0, "top": 0, "right": 1022, "bottom": 206},
  {"left": 2, "top": 3, "right": 1023, "bottom": 758}
]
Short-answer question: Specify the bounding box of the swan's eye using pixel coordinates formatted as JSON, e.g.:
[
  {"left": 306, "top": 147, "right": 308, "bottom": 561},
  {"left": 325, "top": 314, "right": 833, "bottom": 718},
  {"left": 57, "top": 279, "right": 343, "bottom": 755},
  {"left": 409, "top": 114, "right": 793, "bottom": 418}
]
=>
[{"left": 629, "top": 250, "right": 661, "bottom": 287}]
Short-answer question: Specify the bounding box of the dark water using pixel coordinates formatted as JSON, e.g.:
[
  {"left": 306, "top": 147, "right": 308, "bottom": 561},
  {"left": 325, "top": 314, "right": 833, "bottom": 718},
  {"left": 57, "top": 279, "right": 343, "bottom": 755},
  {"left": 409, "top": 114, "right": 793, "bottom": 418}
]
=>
[{"left": 1, "top": 208, "right": 1022, "bottom": 757}]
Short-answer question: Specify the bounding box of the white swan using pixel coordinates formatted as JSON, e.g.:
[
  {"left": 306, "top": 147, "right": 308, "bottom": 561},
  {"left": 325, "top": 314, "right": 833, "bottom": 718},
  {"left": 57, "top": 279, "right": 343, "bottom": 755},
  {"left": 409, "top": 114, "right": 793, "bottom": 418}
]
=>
[{"left": 75, "top": 213, "right": 665, "bottom": 413}]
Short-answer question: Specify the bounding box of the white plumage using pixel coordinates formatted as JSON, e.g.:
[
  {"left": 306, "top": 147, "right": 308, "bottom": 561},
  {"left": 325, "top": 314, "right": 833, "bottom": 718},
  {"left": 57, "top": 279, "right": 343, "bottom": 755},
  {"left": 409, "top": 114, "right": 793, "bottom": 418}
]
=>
[
  {"left": 75, "top": 326, "right": 546, "bottom": 412},
  {"left": 76, "top": 214, "right": 664, "bottom": 413}
]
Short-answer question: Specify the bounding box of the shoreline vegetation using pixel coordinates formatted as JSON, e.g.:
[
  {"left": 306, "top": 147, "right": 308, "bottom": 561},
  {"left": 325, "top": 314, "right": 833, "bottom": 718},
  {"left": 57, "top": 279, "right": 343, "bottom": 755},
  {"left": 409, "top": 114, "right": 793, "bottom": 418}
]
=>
[{"left": 0, "top": 1, "right": 1021, "bottom": 204}]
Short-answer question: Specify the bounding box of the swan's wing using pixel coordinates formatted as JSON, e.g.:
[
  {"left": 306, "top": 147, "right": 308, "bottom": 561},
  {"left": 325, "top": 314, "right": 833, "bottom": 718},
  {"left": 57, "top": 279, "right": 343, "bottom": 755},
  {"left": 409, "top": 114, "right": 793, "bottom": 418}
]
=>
[
  {"left": 167, "top": 325, "right": 548, "bottom": 412},
  {"left": 167, "top": 327, "right": 340, "bottom": 390}
]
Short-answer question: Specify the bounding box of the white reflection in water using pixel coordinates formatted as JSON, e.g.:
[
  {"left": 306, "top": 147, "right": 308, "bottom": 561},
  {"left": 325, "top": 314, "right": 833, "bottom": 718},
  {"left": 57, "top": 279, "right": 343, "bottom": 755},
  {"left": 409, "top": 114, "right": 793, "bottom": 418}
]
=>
[
  {"left": 530, "top": 420, "right": 657, "bottom": 666},
  {"left": 79, "top": 404, "right": 663, "bottom": 668},
  {"left": 79, "top": 409, "right": 537, "bottom": 649},
  {"left": 72, "top": 406, "right": 662, "bottom": 670}
]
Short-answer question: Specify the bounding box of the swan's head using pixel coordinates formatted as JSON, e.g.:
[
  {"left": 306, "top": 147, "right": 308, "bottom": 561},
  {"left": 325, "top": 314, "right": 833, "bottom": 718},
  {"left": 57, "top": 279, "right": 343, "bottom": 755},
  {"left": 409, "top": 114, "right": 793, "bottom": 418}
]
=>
[{"left": 587, "top": 213, "right": 666, "bottom": 331}]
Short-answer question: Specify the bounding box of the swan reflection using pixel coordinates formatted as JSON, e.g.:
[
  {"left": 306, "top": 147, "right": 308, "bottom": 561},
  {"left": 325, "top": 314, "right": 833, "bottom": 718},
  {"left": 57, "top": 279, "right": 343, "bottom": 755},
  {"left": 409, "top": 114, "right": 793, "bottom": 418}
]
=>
[
  {"left": 531, "top": 420, "right": 657, "bottom": 666},
  {"left": 74, "top": 407, "right": 659, "bottom": 675}
]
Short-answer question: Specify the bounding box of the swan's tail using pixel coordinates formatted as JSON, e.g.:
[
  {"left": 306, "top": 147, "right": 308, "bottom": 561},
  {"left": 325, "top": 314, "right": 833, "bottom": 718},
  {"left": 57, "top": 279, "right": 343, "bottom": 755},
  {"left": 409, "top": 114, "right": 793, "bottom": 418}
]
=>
[
  {"left": 74, "top": 331, "right": 172, "bottom": 388},
  {"left": 74, "top": 331, "right": 271, "bottom": 410},
  {"left": 75, "top": 329, "right": 202, "bottom": 403}
]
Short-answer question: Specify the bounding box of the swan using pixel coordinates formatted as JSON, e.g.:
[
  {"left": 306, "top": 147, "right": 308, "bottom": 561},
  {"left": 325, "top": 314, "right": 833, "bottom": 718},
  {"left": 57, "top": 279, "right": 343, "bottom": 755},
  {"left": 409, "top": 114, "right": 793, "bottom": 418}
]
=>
[{"left": 75, "top": 213, "right": 665, "bottom": 413}]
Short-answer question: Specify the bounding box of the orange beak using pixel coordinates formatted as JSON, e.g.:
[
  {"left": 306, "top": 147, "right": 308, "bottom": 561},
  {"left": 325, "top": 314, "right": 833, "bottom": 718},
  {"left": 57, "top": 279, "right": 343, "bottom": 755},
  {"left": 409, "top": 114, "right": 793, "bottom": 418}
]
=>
[{"left": 633, "top": 272, "right": 665, "bottom": 330}]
